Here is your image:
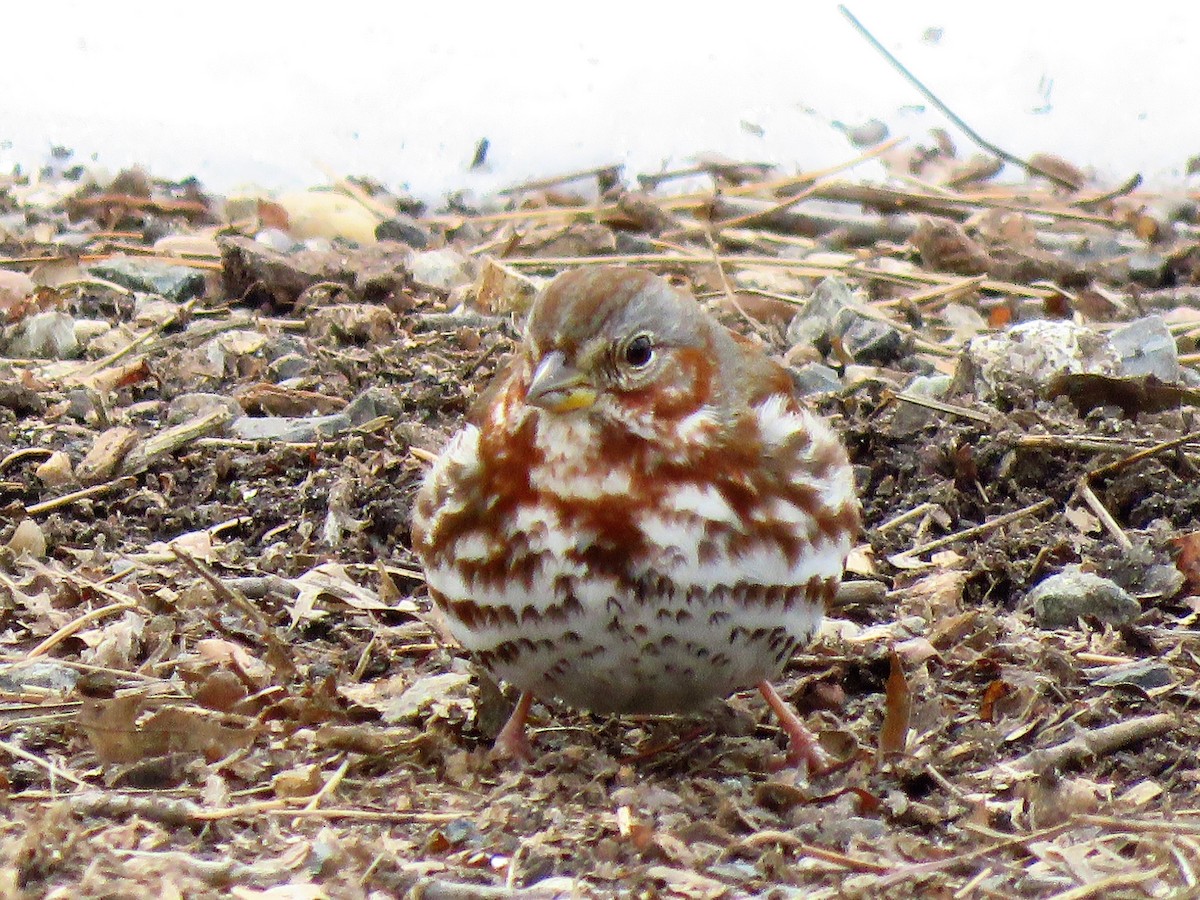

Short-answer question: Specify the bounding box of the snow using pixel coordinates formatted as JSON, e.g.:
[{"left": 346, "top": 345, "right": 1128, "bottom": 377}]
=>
[{"left": 4, "top": 1, "right": 1196, "bottom": 200}]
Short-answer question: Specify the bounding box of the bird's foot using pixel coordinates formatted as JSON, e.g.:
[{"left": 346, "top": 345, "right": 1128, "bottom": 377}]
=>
[
  {"left": 489, "top": 691, "right": 535, "bottom": 764},
  {"left": 758, "top": 680, "right": 830, "bottom": 774}
]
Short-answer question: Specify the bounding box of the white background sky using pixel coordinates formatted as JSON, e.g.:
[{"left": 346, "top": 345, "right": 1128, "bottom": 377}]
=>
[{"left": 4, "top": 1, "right": 1197, "bottom": 200}]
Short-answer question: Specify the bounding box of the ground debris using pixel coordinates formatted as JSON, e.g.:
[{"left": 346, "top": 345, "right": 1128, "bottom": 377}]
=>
[{"left": 0, "top": 141, "right": 1198, "bottom": 898}]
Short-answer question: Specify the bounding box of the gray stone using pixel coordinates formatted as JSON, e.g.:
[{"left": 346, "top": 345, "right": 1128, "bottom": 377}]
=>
[
  {"left": 0, "top": 660, "right": 80, "bottom": 693},
  {"left": 1092, "top": 661, "right": 1173, "bottom": 691},
  {"left": 905, "top": 374, "right": 953, "bottom": 398},
  {"left": 791, "top": 362, "right": 843, "bottom": 395},
  {"left": 1109, "top": 315, "right": 1179, "bottom": 381},
  {"left": 786, "top": 277, "right": 855, "bottom": 349},
  {"left": 268, "top": 352, "right": 315, "bottom": 381},
  {"left": 87, "top": 257, "right": 205, "bottom": 302},
  {"left": 891, "top": 374, "right": 954, "bottom": 434},
  {"left": 375, "top": 214, "right": 430, "bottom": 248},
  {"left": 344, "top": 386, "right": 405, "bottom": 426},
  {"left": 1027, "top": 566, "right": 1141, "bottom": 629},
  {"left": 230, "top": 413, "right": 351, "bottom": 442},
  {"left": 6, "top": 311, "right": 79, "bottom": 359},
  {"left": 786, "top": 276, "right": 905, "bottom": 363},
  {"left": 1127, "top": 251, "right": 1169, "bottom": 287},
  {"left": 409, "top": 248, "right": 473, "bottom": 291},
  {"left": 168, "top": 393, "right": 243, "bottom": 424},
  {"left": 954, "top": 320, "right": 1120, "bottom": 403},
  {"left": 841, "top": 315, "right": 905, "bottom": 363}
]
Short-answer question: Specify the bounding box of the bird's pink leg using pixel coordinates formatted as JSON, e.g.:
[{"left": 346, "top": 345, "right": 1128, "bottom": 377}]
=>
[
  {"left": 758, "top": 681, "right": 830, "bottom": 773},
  {"left": 491, "top": 691, "right": 535, "bottom": 763}
]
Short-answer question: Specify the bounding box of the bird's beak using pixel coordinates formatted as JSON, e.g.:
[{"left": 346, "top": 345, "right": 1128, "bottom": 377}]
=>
[{"left": 526, "top": 350, "right": 596, "bottom": 412}]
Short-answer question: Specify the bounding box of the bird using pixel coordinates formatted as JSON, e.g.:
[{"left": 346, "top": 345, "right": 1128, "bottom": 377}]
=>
[{"left": 411, "top": 266, "right": 859, "bottom": 768}]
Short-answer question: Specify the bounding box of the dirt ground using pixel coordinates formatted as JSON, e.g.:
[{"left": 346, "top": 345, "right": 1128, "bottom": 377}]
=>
[{"left": 1, "top": 146, "right": 1200, "bottom": 898}]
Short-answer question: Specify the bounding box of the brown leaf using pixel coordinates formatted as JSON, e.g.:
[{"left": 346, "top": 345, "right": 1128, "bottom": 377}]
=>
[
  {"left": 78, "top": 694, "right": 162, "bottom": 764},
  {"left": 1172, "top": 530, "right": 1200, "bottom": 593},
  {"left": 910, "top": 217, "right": 992, "bottom": 276},
  {"left": 979, "top": 679, "right": 1013, "bottom": 723},
  {"left": 1048, "top": 372, "right": 1200, "bottom": 417},
  {"left": 78, "top": 694, "right": 256, "bottom": 765},
  {"left": 878, "top": 650, "right": 912, "bottom": 758}
]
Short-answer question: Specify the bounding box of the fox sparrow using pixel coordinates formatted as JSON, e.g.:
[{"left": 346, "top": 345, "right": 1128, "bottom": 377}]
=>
[{"left": 412, "top": 267, "right": 859, "bottom": 767}]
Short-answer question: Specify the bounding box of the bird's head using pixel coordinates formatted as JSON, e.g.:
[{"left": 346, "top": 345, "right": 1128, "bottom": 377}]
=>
[{"left": 520, "top": 267, "right": 720, "bottom": 428}]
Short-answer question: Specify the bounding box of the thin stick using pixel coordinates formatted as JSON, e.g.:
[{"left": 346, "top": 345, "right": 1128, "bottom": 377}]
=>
[
  {"left": 24, "top": 477, "right": 136, "bottom": 517},
  {"left": 1072, "top": 173, "right": 1143, "bottom": 208},
  {"left": 876, "top": 502, "right": 939, "bottom": 534},
  {"left": 1041, "top": 867, "right": 1169, "bottom": 900},
  {"left": 1004, "top": 712, "right": 1175, "bottom": 773},
  {"left": 838, "top": 6, "right": 1081, "bottom": 191},
  {"left": 498, "top": 164, "right": 623, "bottom": 196},
  {"left": 500, "top": 253, "right": 1058, "bottom": 299},
  {"left": 708, "top": 137, "right": 903, "bottom": 230},
  {"left": 0, "top": 737, "right": 90, "bottom": 788},
  {"left": 890, "top": 498, "right": 1055, "bottom": 566},
  {"left": 1076, "top": 478, "right": 1132, "bottom": 549},
  {"left": 26, "top": 600, "right": 138, "bottom": 659},
  {"left": 302, "top": 755, "right": 351, "bottom": 812},
  {"left": 731, "top": 830, "right": 891, "bottom": 873},
  {"left": 893, "top": 392, "right": 996, "bottom": 424},
  {"left": 0, "top": 447, "right": 55, "bottom": 473},
  {"left": 1088, "top": 428, "right": 1200, "bottom": 481},
  {"left": 409, "top": 447, "right": 438, "bottom": 465}
]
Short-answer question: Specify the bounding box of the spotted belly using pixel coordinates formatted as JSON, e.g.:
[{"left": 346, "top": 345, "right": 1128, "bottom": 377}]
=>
[{"left": 424, "top": 529, "right": 841, "bottom": 714}]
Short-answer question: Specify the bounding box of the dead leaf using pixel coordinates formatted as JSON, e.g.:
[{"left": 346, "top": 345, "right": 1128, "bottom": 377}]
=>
[
  {"left": 878, "top": 650, "right": 911, "bottom": 758},
  {"left": 1172, "top": 530, "right": 1200, "bottom": 592},
  {"left": 979, "top": 679, "right": 1013, "bottom": 723}
]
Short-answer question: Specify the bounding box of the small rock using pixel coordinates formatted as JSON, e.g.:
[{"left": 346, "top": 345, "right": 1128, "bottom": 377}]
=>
[
  {"left": 167, "top": 393, "right": 243, "bottom": 425},
  {"left": 0, "top": 269, "right": 35, "bottom": 311},
  {"left": 1109, "top": 315, "right": 1179, "bottom": 381},
  {"left": 73, "top": 318, "right": 112, "bottom": 346},
  {"left": 1027, "top": 566, "right": 1141, "bottom": 629},
  {"left": 35, "top": 451, "right": 74, "bottom": 486},
  {"left": 410, "top": 249, "right": 474, "bottom": 291},
  {"left": 1127, "top": 251, "right": 1169, "bottom": 287},
  {"left": 841, "top": 315, "right": 906, "bottom": 363},
  {"left": 77, "top": 426, "right": 140, "bottom": 484},
  {"left": 268, "top": 353, "right": 315, "bottom": 381},
  {"left": 790, "top": 362, "right": 843, "bottom": 395},
  {"left": 787, "top": 277, "right": 855, "bottom": 349},
  {"left": 1092, "top": 661, "right": 1173, "bottom": 691},
  {"left": 255, "top": 228, "right": 298, "bottom": 252},
  {"left": 62, "top": 389, "right": 96, "bottom": 421},
  {"left": 344, "top": 386, "right": 406, "bottom": 427},
  {"left": 229, "top": 414, "right": 351, "bottom": 442},
  {"left": 132, "top": 295, "right": 181, "bottom": 328},
  {"left": 891, "top": 374, "right": 954, "bottom": 434},
  {"left": 6, "top": 311, "right": 79, "bottom": 359},
  {"left": 0, "top": 382, "right": 46, "bottom": 416},
  {"left": 906, "top": 374, "right": 953, "bottom": 399},
  {"left": 375, "top": 214, "right": 431, "bottom": 248},
  {"left": 786, "top": 277, "right": 905, "bottom": 363},
  {"left": 0, "top": 660, "right": 80, "bottom": 693},
  {"left": 954, "top": 320, "right": 1120, "bottom": 404},
  {"left": 7, "top": 518, "right": 47, "bottom": 558},
  {"left": 86, "top": 257, "right": 206, "bottom": 302}
]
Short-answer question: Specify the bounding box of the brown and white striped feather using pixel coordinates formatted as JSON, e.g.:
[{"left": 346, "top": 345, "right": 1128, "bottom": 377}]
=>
[{"left": 413, "top": 379, "right": 857, "bottom": 715}]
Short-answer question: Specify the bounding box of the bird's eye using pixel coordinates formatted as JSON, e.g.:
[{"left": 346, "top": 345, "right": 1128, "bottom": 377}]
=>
[{"left": 622, "top": 334, "right": 654, "bottom": 368}]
